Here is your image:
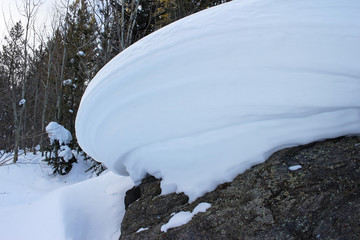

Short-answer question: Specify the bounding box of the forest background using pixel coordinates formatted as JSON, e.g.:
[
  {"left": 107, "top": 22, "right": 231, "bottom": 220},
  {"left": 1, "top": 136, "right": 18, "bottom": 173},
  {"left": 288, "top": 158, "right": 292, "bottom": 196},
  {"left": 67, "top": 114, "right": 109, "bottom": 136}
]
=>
[{"left": 0, "top": 0, "right": 230, "bottom": 167}]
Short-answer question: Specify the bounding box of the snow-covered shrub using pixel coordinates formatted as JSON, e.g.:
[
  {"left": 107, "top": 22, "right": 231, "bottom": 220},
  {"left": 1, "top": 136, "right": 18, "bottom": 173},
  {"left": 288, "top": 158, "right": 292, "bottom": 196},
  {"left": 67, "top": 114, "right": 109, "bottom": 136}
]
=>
[
  {"left": 43, "top": 139, "right": 77, "bottom": 175},
  {"left": 44, "top": 122, "right": 106, "bottom": 175},
  {"left": 44, "top": 122, "right": 76, "bottom": 175},
  {"left": 84, "top": 157, "right": 107, "bottom": 176}
]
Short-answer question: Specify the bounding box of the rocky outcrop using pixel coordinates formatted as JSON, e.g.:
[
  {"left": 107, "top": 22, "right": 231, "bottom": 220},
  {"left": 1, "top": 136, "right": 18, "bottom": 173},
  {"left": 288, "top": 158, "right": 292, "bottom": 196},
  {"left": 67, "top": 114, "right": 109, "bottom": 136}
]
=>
[{"left": 120, "top": 137, "right": 360, "bottom": 239}]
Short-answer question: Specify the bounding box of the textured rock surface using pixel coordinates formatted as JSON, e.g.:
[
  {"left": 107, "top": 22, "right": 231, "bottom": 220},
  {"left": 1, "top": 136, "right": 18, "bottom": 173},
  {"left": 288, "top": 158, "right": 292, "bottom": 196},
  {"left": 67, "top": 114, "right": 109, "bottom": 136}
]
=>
[{"left": 120, "top": 137, "right": 360, "bottom": 240}]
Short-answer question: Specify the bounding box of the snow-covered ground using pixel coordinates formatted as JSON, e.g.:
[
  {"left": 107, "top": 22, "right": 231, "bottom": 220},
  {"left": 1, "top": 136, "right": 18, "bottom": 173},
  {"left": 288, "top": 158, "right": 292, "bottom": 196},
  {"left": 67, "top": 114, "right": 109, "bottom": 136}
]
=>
[
  {"left": 0, "top": 152, "right": 133, "bottom": 240},
  {"left": 2, "top": 0, "right": 360, "bottom": 239},
  {"left": 76, "top": 0, "right": 360, "bottom": 202}
]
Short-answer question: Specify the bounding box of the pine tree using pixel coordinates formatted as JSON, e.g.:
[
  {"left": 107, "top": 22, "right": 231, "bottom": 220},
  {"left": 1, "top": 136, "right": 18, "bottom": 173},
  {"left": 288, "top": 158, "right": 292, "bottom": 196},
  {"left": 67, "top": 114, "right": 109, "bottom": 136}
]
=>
[
  {"left": 0, "top": 22, "right": 25, "bottom": 162},
  {"left": 61, "top": 0, "right": 98, "bottom": 135}
]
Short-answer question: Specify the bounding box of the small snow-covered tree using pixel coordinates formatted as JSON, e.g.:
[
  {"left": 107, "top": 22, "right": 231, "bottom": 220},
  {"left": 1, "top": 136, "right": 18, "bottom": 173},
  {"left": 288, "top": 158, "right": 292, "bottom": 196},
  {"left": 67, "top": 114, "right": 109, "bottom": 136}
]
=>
[
  {"left": 44, "top": 122, "right": 76, "bottom": 175},
  {"left": 43, "top": 121, "right": 106, "bottom": 175}
]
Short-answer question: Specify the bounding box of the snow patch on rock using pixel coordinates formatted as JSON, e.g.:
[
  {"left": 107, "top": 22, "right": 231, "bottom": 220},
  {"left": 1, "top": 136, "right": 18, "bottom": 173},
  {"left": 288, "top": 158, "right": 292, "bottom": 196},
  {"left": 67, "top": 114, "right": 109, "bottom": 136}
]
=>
[{"left": 161, "top": 202, "right": 211, "bottom": 232}]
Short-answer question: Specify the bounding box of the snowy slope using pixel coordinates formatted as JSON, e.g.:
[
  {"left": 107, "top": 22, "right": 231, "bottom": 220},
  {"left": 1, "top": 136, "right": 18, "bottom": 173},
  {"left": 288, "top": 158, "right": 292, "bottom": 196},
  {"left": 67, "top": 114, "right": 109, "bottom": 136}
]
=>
[
  {"left": 0, "top": 153, "right": 133, "bottom": 240},
  {"left": 76, "top": 0, "right": 360, "bottom": 201},
  {"left": 0, "top": 152, "right": 91, "bottom": 208}
]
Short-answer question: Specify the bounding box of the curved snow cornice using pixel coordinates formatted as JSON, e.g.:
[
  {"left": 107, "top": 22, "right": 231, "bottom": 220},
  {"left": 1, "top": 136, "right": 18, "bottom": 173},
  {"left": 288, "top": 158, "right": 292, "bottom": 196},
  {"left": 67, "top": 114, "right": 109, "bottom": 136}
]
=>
[{"left": 76, "top": 0, "right": 360, "bottom": 201}]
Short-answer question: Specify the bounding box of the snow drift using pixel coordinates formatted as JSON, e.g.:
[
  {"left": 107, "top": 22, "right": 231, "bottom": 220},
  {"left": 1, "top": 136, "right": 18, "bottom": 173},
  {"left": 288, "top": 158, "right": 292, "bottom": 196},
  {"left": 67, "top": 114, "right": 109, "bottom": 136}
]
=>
[
  {"left": 0, "top": 171, "right": 132, "bottom": 240},
  {"left": 76, "top": 0, "right": 360, "bottom": 201},
  {"left": 0, "top": 152, "right": 134, "bottom": 240}
]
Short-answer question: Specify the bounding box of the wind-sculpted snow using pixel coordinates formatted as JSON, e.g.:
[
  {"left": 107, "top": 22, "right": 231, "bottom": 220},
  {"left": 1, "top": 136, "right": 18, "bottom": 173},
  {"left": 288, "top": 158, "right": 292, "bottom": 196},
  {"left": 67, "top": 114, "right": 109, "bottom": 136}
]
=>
[{"left": 76, "top": 0, "right": 360, "bottom": 201}]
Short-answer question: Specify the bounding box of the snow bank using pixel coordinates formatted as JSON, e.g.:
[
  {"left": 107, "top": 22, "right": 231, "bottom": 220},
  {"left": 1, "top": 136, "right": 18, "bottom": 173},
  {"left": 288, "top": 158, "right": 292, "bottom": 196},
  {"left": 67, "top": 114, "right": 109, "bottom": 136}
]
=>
[
  {"left": 0, "top": 152, "right": 133, "bottom": 240},
  {"left": 0, "top": 152, "right": 95, "bottom": 207},
  {"left": 76, "top": 0, "right": 360, "bottom": 201},
  {"left": 0, "top": 172, "right": 132, "bottom": 240}
]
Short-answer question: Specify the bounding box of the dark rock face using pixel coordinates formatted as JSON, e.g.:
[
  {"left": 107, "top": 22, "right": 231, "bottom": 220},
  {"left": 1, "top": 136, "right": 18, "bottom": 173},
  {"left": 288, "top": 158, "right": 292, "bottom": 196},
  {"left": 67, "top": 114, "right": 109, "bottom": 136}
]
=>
[
  {"left": 125, "top": 186, "right": 141, "bottom": 210},
  {"left": 119, "top": 137, "right": 360, "bottom": 240}
]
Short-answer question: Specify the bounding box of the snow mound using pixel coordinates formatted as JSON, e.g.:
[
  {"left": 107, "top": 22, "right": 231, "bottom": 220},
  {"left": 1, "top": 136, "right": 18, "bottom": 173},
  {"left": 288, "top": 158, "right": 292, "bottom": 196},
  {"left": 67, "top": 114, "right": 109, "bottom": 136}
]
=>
[
  {"left": 76, "top": 0, "right": 360, "bottom": 201},
  {"left": 46, "top": 122, "right": 72, "bottom": 145},
  {"left": 0, "top": 170, "right": 133, "bottom": 240},
  {"left": 0, "top": 151, "right": 133, "bottom": 240}
]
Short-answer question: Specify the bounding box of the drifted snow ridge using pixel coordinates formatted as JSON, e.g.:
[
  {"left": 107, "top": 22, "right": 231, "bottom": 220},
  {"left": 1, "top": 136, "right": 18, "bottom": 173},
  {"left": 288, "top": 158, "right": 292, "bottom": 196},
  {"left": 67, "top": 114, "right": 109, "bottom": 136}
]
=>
[{"left": 76, "top": 0, "right": 360, "bottom": 201}]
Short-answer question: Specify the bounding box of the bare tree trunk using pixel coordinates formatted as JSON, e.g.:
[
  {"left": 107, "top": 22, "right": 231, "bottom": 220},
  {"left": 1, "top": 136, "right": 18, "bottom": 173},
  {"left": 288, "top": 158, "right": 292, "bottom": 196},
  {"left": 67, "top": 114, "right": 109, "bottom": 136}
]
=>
[
  {"left": 56, "top": 45, "right": 66, "bottom": 122},
  {"left": 121, "top": 0, "right": 126, "bottom": 49},
  {"left": 89, "top": 0, "right": 111, "bottom": 64},
  {"left": 55, "top": 0, "right": 71, "bottom": 123},
  {"left": 11, "top": 82, "right": 19, "bottom": 163},
  {"left": 33, "top": 75, "right": 39, "bottom": 154},
  {"left": 126, "top": 0, "right": 140, "bottom": 46},
  {"left": 38, "top": 11, "right": 59, "bottom": 154},
  {"left": 18, "top": 0, "right": 41, "bottom": 153},
  {"left": 104, "top": 0, "right": 111, "bottom": 63},
  {"left": 41, "top": 41, "right": 54, "bottom": 142},
  {"left": 32, "top": 23, "right": 39, "bottom": 154},
  {"left": 3, "top": 25, "right": 22, "bottom": 163}
]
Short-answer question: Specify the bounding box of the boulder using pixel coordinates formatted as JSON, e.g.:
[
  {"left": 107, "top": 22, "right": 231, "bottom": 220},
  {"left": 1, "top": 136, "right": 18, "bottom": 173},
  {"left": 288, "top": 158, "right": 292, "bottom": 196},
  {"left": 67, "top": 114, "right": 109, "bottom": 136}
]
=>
[{"left": 120, "top": 137, "right": 360, "bottom": 239}]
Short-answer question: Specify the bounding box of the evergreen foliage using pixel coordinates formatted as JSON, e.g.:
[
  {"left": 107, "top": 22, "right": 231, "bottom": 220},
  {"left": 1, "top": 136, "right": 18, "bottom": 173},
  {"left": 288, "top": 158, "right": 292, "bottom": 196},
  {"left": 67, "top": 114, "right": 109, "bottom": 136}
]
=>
[{"left": 43, "top": 139, "right": 77, "bottom": 175}]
